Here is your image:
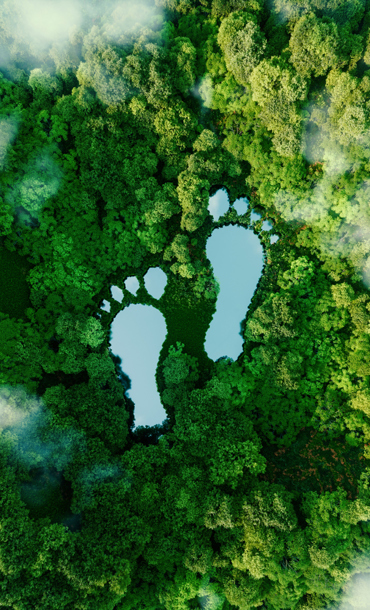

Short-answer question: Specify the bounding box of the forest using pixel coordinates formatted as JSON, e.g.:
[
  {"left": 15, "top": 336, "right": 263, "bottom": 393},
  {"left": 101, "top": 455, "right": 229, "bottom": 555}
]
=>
[{"left": 1, "top": 0, "right": 370, "bottom": 608}]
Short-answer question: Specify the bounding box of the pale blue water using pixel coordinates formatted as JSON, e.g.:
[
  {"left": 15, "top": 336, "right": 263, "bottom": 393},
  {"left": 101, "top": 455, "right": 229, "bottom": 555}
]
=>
[
  {"left": 234, "top": 198, "right": 248, "bottom": 215},
  {"left": 124, "top": 276, "right": 139, "bottom": 296},
  {"left": 109, "top": 303, "right": 168, "bottom": 429},
  {"left": 105, "top": 190, "right": 279, "bottom": 429},
  {"left": 204, "top": 225, "right": 263, "bottom": 361},
  {"left": 111, "top": 284, "right": 124, "bottom": 303},
  {"left": 205, "top": 192, "right": 279, "bottom": 360},
  {"left": 208, "top": 188, "right": 229, "bottom": 221}
]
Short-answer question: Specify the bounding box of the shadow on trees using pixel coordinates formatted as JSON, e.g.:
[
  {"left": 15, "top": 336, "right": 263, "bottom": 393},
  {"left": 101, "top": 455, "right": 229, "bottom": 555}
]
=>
[
  {"left": 0, "top": 239, "right": 33, "bottom": 322},
  {"left": 19, "top": 466, "right": 82, "bottom": 532}
]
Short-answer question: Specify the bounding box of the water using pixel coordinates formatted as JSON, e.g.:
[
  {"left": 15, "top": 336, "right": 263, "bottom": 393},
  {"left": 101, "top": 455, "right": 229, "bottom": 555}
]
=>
[
  {"left": 100, "top": 271, "right": 167, "bottom": 430},
  {"left": 109, "top": 303, "right": 167, "bottom": 429},
  {"left": 207, "top": 191, "right": 279, "bottom": 242},
  {"left": 143, "top": 267, "right": 167, "bottom": 300},
  {"left": 206, "top": 191, "right": 279, "bottom": 361},
  {"left": 100, "top": 284, "right": 124, "bottom": 313},
  {"left": 100, "top": 300, "right": 110, "bottom": 313},
  {"left": 204, "top": 225, "right": 264, "bottom": 361},
  {"left": 124, "top": 276, "right": 139, "bottom": 296},
  {"left": 234, "top": 197, "right": 248, "bottom": 215},
  {"left": 252, "top": 213, "right": 279, "bottom": 243},
  {"left": 208, "top": 189, "right": 229, "bottom": 221}
]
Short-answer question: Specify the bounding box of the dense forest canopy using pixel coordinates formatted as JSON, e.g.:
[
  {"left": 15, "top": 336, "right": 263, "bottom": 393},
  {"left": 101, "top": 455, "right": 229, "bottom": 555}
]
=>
[{"left": 1, "top": 0, "right": 370, "bottom": 608}]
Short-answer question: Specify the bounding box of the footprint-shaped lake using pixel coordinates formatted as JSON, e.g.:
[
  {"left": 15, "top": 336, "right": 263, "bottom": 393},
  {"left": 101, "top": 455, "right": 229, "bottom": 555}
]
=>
[{"left": 108, "top": 190, "right": 279, "bottom": 429}]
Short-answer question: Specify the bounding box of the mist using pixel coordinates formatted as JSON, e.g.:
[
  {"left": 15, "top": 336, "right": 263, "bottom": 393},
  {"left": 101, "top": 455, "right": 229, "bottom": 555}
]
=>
[
  {"left": 272, "top": 95, "right": 370, "bottom": 289},
  {"left": 0, "top": 0, "right": 163, "bottom": 78}
]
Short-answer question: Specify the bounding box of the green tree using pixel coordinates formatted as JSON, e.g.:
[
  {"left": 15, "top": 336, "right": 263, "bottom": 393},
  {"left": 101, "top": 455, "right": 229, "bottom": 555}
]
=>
[
  {"left": 3, "top": 1, "right": 370, "bottom": 608},
  {"left": 217, "top": 11, "right": 267, "bottom": 86},
  {"left": 288, "top": 13, "right": 341, "bottom": 78},
  {"left": 169, "top": 37, "right": 197, "bottom": 94},
  {"left": 325, "top": 69, "right": 370, "bottom": 146},
  {"left": 249, "top": 55, "right": 309, "bottom": 157}
]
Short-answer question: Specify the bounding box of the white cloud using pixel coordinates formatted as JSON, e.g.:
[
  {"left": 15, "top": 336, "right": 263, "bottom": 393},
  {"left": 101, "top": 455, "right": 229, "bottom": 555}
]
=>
[
  {"left": 0, "top": 385, "right": 133, "bottom": 515},
  {"left": 0, "top": 0, "right": 83, "bottom": 64},
  {"left": 0, "top": 114, "right": 19, "bottom": 171},
  {"left": 73, "top": 461, "right": 133, "bottom": 511},
  {"left": 0, "top": 386, "right": 36, "bottom": 429},
  {"left": 344, "top": 571, "right": 370, "bottom": 608},
  {"left": 0, "top": 42, "right": 11, "bottom": 69},
  {"left": 197, "top": 572, "right": 225, "bottom": 610},
  {"left": 191, "top": 74, "right": 214, "bottom": 110},
  {"left": 0, "top": 385, "right": 85, "bottom": 472},
  {"left": 99, "top": 0, "right": 163, "bottom": 45},
  {"left": 4, "top": 146, "right": 63, "bottom": 219},
  {"left": 208, "top": 189, "right": 229, "bottom": 222},
  {"left": 0, "top": 0, "right": 163, "bottom": 76}
]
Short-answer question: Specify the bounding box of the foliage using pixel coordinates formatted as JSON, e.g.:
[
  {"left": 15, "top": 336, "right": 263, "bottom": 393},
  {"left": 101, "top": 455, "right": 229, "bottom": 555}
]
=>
[
  {"left": 288, "top": 13, "right": 344, "bottom": 78},
  {"left": 217, "top": 11, "right": 267, "bottom": 86}
]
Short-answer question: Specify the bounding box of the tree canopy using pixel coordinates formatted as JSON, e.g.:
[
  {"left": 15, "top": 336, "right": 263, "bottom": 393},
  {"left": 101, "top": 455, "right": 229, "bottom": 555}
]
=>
[{"left": 1, "top": 0, "right": 370, "bottom": 609}]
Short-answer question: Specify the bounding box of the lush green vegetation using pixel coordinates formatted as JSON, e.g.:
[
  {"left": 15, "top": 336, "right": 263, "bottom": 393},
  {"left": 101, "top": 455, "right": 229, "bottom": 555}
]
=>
[{"left": 1, "top": 0, "right": 370, "bottom": 608}]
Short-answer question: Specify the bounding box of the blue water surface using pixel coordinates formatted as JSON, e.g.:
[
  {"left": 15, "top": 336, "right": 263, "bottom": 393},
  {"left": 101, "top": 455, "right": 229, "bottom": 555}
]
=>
[
  {"left": 109, "top": 303, "right": 168, "bottom": 429},
  {"left": 204, "top": 225, "right": 263, "bottom": 361}
]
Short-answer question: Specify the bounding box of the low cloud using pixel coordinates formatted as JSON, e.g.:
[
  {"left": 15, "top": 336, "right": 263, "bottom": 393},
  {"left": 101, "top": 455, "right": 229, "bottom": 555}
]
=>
[
  {"left": 0, "top": 0, "right": 163, "bottom": 77},
  {"left": 99, "top": 0, "right": 163, "bottom": 45},
  {"left": 267, "top": 0, "right": 298, "bottom": 25},
  {"left": 8, "top": 0, "right": 83, "bottom": 56},
  {"left": 0, "top": 0, "right": 84, "bottom": 76},
  {"left": 0, "top": 114, "right": 19, "bottom": 171},
  {"left": 197, "top": 572, "right": 225, "bottom": 610},
  {"left": 330, "top": 563, "right": 370, "bottom": 610},
  {"left": 343, "top": 571, "right": 370, "bottom": 609},
  {"left": 1, "top": 384, "right": 132, "bottom": 516},
  {"left": 0, "top": 384, "right": 85, "bottom": 472},
  {"left": 272, "top": 96, "right": 370, "bottom": 288},
  {"left": 4, "top": 146, "right": 63, "bottom": 221},
  {"left": 190, "top": 74, "right": 214, "bottom": 111}
]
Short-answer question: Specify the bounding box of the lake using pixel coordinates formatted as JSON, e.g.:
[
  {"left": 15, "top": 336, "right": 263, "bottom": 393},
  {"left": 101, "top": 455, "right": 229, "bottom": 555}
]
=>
[
  {"left": 106, "top": 189, "right": 278, "bottom": 429},
  {"left": 205, "top": 190, "right": 275, "bottom": 360}
]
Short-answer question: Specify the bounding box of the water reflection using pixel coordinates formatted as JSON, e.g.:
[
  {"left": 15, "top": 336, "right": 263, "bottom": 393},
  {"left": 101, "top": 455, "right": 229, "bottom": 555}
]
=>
[
  {"left": 233, "top": 198, "right": 248, "bottom": 215},
  {"left": 111, "top": 285, "right": 124, "bottom": 303}
]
